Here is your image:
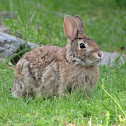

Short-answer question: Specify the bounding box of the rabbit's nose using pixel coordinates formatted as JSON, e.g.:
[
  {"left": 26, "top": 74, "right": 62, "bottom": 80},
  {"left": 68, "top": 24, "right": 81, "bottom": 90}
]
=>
[
  {"left": 97, "top": 51, "right": 103, "bottom": 59},
  {"left": 98, "top": 53, "right": 101, "bottom": 58}
]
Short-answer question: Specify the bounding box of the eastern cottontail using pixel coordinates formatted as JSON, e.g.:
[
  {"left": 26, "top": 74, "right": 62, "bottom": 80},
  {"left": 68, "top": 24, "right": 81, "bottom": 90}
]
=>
[{"left": 11, "top": 15, "right": 103, "bottom": 98}]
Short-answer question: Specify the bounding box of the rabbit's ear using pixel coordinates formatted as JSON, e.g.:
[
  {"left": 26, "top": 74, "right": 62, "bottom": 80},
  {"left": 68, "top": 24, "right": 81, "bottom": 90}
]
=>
[
  {"left": 74, "top": 16, "right": 84, "bottom": 35},
  {"left": 64, "top": 16, "right": 77, "bottom": 41}
]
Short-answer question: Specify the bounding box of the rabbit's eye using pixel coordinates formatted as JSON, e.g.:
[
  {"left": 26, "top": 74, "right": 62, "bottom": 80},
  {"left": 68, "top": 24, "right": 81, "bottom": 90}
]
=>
[{"left": 80, "top": 43, "right": 86, "bottom": 48}]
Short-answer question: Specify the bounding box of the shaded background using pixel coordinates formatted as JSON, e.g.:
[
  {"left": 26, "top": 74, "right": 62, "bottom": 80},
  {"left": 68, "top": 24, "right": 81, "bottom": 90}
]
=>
[{"left": 0, "top": 0, "right": 126, "bottom": 53}]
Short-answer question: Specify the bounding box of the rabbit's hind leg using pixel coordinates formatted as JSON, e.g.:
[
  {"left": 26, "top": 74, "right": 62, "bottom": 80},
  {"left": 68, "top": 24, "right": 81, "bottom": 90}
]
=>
[
  {"left": 12, "top": 59, "right": 35, "bottom": 98},
  {"left": 12, "top": 75, "right": 35, "bottom": 98},
  {"left": 11, "top": 75, "right": 26, "bottom": 97}
]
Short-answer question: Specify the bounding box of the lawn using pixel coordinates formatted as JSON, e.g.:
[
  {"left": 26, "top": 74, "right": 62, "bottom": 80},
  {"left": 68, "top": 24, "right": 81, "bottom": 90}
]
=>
[{"left": 0, "top": 0, "right": 126, "bottom": 125}]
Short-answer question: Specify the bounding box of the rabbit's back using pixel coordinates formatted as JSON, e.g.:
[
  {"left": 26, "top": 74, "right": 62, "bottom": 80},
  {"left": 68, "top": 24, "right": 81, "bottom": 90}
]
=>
[{"left": 12, "top": 46, "right": 61, "bottom": 98}]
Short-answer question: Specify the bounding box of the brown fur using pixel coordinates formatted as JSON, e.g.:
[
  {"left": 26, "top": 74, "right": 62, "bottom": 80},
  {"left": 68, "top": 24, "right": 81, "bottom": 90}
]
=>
[{"left": 11, "top": 15, "right": 103, "bottom": 98}]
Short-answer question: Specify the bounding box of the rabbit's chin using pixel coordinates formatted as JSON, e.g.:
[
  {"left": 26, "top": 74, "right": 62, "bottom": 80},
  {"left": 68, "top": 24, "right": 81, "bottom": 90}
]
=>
[{"left": 72, "top": 57, "right": 101, "bottom": 66}]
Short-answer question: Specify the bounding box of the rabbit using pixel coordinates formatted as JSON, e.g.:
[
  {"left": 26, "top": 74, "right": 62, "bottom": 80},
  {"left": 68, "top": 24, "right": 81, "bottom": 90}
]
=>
[{"left": 11, "top": 15, "right": 103, "bottom": 98}]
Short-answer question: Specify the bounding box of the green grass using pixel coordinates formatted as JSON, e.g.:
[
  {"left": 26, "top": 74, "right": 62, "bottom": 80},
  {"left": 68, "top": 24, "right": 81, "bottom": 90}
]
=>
[
  {"left": 0, "top": 0, "right": 126, "bottom": 125},
  {"left": 0, "top": 59, "right": 126, "bottom": 125}
]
